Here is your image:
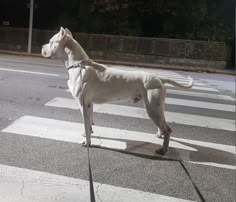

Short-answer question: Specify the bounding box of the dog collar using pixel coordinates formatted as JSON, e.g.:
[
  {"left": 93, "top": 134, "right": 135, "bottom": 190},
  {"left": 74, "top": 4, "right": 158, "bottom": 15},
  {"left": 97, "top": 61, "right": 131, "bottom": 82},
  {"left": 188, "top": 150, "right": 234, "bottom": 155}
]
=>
[
  {"left": 66, "top": 64, "right": 82, "bottom": 71},
  {"left": 66, "top": 60, "right": 91, "bottom": 71}
]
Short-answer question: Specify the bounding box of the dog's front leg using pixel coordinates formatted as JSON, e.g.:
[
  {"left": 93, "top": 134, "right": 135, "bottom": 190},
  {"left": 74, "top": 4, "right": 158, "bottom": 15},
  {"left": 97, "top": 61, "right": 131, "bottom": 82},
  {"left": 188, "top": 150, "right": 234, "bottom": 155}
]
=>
[
  {"left": 80, "top": 102, "right": 92, "bottom": 146},
  {"left": 78, "top": 101, "right": 93, "bottom": 136},
  {"left": 81, "top": 104, "right": 92, "bottom": 146},
  {"left": 89, "top": 103, "right": 94, "bottom": 133},
  {"left": 80, "top": 86, "right": 92, "bottom": 146}
]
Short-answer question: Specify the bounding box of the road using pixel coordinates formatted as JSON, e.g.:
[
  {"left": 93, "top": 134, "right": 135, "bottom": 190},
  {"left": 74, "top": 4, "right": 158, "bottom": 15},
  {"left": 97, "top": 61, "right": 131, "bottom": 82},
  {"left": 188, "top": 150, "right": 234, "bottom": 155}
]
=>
[{"left": 0, "top": 55, "right": 235, "bottom": 202}]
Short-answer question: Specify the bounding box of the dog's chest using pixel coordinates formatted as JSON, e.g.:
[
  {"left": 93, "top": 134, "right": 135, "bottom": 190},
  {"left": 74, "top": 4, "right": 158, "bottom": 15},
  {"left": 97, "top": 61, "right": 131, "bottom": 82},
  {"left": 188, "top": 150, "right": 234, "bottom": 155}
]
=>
[{"left": 67, "top": 69, "right": 84, "bottom": 98}]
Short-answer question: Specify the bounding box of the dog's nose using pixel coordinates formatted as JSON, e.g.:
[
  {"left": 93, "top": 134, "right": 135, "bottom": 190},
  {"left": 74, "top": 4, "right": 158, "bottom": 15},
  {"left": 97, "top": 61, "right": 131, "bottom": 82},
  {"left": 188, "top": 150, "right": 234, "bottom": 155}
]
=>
[{"left": 41, "top": 48, "right": 47, "bottom": 57}]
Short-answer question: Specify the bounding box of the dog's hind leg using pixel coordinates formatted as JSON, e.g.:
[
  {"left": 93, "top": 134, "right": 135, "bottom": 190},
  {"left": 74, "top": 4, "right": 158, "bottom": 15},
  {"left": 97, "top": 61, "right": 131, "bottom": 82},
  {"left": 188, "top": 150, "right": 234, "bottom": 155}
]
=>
[
  {"left": 156, "top": 124, "right": 172, "bottom": 155},
  {"left": 143, "top": 86, "right": 172, "bottom": 155}
]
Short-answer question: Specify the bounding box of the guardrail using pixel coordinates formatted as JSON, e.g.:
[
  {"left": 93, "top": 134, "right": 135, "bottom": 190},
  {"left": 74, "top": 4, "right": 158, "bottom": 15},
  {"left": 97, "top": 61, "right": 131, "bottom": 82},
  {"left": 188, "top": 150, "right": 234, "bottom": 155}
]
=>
[{"left": 0, "top": 27, "right": 230, "bottom": 68}]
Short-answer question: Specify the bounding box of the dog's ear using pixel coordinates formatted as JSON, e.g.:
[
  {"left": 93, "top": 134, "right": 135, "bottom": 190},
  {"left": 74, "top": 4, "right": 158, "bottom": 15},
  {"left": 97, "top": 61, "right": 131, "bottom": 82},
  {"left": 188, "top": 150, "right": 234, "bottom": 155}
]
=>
[
  {"left": 65, "top": 28, "right": 73, "bottom": 38},
  {"left": 59, "top": 27, "right": 66, "bottom": 40}
]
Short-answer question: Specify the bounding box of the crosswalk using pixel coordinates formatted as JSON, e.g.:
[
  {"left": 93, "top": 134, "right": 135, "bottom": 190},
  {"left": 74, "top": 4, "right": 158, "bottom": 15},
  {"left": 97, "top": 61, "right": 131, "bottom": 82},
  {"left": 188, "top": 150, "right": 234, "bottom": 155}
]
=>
[
  {"left": 0, "top": 164, "right": 193, "bottom": 202},
  {"left": 1, "top": 69, "right": 235, "bottom": 201}
]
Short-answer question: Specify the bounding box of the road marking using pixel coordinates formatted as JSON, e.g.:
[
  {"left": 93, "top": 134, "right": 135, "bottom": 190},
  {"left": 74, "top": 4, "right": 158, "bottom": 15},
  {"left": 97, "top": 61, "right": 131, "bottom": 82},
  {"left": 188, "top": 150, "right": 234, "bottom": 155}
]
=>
[
  {"left": 0, "top": 58, "right": 63, "bottom": 68},
  {"left": 1, "top": 116, "right": 197, "bottom": 152},
  {"left": 167, "top": 89, "right": 235, "bottom": 101},
  {"left": 0, "top": 67, "right": 59, "bottom": 77},
  {"left": 190, "top": 86, "right": 218, "bottom": 92},
  {"left": 166, "top": 97, "right": 235, "bottom": 112},
  {"left": 2, "top": 116, "right": 236, "bottom": 170},
  {"left": 0, "top": 164, "right": 193, "bottom": 202},
  {"left": 165, "top": 83, "right": 206, "bottom": 87},
  {"left": 45, "top": 97, "right": 235, "bottom": 131},
  {"left": 186, "top": 161, "right": 236, "bottom": 170},
  {"left": 49, "top": 96, "right": 235, "bottom": 112},
  {"left": 166, "top": 84, "right": 219, "bottom": 92}
]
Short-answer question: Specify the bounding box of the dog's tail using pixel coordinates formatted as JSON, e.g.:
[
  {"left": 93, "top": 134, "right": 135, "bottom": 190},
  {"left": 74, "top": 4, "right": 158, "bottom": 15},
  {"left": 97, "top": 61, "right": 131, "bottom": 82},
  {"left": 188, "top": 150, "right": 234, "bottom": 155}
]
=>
[{"left": 161, "top": 76, "right": 194, "bottom": 89}]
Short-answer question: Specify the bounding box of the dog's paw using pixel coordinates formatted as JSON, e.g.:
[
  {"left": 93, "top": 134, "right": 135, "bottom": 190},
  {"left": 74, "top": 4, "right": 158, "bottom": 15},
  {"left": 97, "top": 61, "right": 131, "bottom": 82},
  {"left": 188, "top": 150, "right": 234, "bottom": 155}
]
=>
[
  {"left": 81, "top": 131, "right": 93, "bottom": 137},
  {"left": 156, "top": 132, "right": 163, "bottom": 138},
  {"left": 81, "top": 140, "right": 91, "bottom": 147},
  {"left": 156, "top": 148, "right": 168, "bottom": 155},
  {"left": 133, "top": 98, "right": 141, "bottom": 103},
  {"left": 156, "top": 129, "right": 163, "bottom": 138},
  {"left": 80, "top": 140, "right": 87, "bottom": 146}
]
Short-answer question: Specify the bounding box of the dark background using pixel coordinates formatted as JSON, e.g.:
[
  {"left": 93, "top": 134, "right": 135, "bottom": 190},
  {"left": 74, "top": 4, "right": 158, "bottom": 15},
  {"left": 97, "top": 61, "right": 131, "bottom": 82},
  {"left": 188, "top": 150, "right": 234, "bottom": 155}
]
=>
[{"left": 0, "top": 0, "right": 235, "bottom": 65}]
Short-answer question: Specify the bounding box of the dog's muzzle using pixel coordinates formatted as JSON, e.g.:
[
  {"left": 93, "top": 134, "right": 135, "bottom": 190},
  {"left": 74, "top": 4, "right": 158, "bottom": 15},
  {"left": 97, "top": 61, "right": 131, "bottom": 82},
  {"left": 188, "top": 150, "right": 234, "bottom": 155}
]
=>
[{"left": 41, "top": 44, "right": 52, "bottom": 58}]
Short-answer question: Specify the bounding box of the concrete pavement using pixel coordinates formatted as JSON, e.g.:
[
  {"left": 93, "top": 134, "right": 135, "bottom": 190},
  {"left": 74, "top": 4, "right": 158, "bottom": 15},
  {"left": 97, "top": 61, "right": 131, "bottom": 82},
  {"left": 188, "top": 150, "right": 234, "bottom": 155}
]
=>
[{"left": 0, "top": 56, "right": 235, "bottom": 201}]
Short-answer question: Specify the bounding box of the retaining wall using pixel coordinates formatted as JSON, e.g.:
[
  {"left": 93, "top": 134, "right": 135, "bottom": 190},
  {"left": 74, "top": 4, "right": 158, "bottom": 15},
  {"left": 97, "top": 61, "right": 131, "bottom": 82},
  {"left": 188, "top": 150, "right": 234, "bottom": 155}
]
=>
[{"left": 0, "top": 27, "right": 230, "bottom": 69}]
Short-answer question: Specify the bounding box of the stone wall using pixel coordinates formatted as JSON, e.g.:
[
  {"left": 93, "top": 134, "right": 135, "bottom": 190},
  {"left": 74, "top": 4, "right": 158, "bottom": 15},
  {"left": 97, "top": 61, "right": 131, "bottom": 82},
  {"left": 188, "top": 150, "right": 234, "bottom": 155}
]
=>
[{"left": 0, "top": 27, "right": 230, "bottom": 69}]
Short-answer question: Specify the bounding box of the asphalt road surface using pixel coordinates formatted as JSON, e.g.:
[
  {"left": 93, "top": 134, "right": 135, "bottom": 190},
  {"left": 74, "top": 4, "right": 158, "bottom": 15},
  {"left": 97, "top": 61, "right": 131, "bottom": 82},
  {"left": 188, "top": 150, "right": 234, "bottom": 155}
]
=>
[{"left": 0, "top": 54, "right": 235, "bottom": 202}]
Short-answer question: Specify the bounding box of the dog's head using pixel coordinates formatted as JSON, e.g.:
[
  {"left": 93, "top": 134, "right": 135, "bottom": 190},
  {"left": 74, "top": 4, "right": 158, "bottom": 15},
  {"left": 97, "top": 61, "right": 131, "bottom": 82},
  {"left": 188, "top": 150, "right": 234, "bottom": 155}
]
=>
[{"left": 41, "top": 27, "right": 72, "bottom": 59}]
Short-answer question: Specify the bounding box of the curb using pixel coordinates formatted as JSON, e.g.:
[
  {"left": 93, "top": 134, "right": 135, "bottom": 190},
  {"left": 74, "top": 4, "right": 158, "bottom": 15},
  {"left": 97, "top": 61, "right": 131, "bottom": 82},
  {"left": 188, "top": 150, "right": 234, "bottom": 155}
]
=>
[{"left": 0, "top": 50, "right": 235, "bottom": 76}]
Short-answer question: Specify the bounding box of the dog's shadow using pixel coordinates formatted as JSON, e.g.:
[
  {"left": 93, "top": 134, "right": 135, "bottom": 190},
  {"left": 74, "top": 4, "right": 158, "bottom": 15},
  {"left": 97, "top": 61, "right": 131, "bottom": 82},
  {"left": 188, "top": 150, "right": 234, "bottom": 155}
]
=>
[{"left": 89, "top": 134, "right": 236, "bottom": 167}]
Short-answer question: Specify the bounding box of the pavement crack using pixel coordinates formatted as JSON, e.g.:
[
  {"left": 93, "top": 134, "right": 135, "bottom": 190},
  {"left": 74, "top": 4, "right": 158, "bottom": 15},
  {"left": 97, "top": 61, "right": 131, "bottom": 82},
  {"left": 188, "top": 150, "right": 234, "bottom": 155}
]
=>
[
  {"left": 21, "top": 180, "right": 25, "bottom": 196},
  {"left": 180, "top": 161, "right": 205, "bottom": 202},
  {"left": 95, "top": 184, "right": 103, "bottom": 202}
]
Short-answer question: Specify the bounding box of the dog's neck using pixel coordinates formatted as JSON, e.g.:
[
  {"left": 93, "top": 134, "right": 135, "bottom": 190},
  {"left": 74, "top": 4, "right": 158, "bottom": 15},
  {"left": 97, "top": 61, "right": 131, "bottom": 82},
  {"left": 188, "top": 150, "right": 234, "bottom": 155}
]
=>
[{"left": 63, "top": 37, "right": 90, "bottom": 69}]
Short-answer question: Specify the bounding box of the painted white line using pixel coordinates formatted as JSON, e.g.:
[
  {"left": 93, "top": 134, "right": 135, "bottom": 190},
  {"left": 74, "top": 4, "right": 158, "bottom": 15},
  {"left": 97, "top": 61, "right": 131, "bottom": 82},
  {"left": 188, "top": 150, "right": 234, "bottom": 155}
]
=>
[
  {"left": 187, "top": 161, "right": 236, "bottom": 170},
  {"left": 190, "top": 86, "right": 218, "bottom": 92},
  {"left": 45, "top": 97, "right": 236, "bottom": 131},
  {"left": 166, "top": 97, "right": 235, "bottom": 112},
  {"left": 0, "top": 58, "right": 63, "bottom": 68},
  {"left": 0, "top": 67, "right": 59, "bottom": 77},
  {"left": 1, "top": 116, "right": 197, "bottom": 152},
  {"left": 165, "top": 82, "right": 205, "bottom": 87},
  {"left": 2, "top": 116, "right": 236, "bottom": 170},
  {"left": 188, "top": 82, "right": 205, "bottom": 86},
  {"left": 167, "top": 89, "right": 235, "bottom": 101},
  {"left": 170, "top": 137, "right": 235, "bottom": 155},
  {"left": 95, "top": 103, "right": 235, "bottom": 131},
  {"left": 0, "top": 164, "right": 193, "bottom": 202},
  {"left": 166, "top": 84, "right": 219, "bottom": 92}
]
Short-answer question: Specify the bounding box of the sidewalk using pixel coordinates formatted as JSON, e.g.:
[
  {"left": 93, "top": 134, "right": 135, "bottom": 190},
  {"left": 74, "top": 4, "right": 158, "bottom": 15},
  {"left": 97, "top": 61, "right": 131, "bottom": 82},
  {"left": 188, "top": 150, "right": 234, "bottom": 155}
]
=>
[{"left": 0, "top": 50, "right": 235, "bottom": 76}]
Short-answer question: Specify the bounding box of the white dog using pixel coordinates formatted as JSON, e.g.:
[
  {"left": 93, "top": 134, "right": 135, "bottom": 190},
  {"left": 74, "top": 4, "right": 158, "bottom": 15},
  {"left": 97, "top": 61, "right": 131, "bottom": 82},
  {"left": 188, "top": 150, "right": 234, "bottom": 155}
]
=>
[{"left": 42, "top": 27, "right": 193, "bottom": 155}]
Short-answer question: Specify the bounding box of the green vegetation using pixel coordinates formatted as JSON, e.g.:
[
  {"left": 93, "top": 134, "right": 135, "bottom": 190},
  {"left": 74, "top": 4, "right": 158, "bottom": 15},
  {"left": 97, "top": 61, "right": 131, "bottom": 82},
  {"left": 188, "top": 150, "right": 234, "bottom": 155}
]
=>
[
  {"left": 1, "top": 0, "right": 234, "bottom": 42},
  {"left": 77, "top": 0, "right": 235, "bottom": 43}
]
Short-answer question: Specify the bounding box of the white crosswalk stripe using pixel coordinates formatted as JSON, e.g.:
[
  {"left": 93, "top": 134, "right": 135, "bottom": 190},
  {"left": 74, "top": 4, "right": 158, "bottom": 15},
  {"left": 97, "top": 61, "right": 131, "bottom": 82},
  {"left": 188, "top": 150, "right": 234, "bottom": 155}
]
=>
[
  {"left": 1, "top": 70, "right": 235, "bottom": 201},
  {"left": 45, "top": 97, "right": 235, "bottom": 131},
  {"left": 167, "top": 89, "right": 235, "bottom": 101},
  {"left": 0, "top": 164, "right": 194, "bottom": 202},
  {"left": 167, "top": 84, "right": 219, "bottom": 91},
  {"left": 2, "top": 115, "right": 235, "bottom": 170},
  {"left": 166, "top": 97, "right": 235, "bottom": 112}
]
